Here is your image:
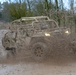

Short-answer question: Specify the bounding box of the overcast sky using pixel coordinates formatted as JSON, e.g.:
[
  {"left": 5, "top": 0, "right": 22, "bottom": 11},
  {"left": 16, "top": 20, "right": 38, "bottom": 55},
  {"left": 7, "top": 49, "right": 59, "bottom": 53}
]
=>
[
  {"left": 0, "top": 0, "right": 69, "bottom": 8},
  {"left": 0, "top": 0, "right": 5, "bottom": 3}
]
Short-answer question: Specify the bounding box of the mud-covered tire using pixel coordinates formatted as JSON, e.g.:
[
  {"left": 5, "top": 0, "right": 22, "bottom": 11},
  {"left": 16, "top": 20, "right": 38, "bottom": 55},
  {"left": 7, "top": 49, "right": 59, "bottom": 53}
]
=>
[
  {"left": 31, "top": 42, "right": 48, "bottom": 61},
  {"left": 70, "top": 41, "right": 76, "bottom": 54},
  {"left": 6, "top": 48, "right": 16, "bottom": 58},
  {"left": 2, "top": 32, "right": 16, "bottom": 50},
  {"left": 2, "top": 38, "right": 11, "bottom": 50},
  {"left": 2, "top": 33, "right": 10, "bottom": 49}
]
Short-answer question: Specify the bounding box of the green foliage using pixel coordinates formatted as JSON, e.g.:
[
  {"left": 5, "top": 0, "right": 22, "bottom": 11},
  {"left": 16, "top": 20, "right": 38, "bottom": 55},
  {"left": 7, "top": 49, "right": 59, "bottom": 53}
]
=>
[
  {"left": 32, "top": 1, "right": 45, "bottom": 16},
  {"left": 2, "top": 1, "right": 33, "bottom": 21},
  {"left": 32, "top": 0, "right": 56, "bottom": 16},
  {"left": 0, "top": 0, "right": 76, "bottom": 33},
  {"left": 9, "top": 3, "right": 27, "bottom": 20},
  {"left": 2, "top": 2, "right": 11, "bottom": 21}
]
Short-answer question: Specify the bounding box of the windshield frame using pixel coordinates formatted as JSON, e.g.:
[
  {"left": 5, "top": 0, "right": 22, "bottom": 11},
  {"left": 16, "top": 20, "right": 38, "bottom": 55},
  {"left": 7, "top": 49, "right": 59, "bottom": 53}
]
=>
[{"left": 32, "top": 20, "right": 59, "bottom": 30}]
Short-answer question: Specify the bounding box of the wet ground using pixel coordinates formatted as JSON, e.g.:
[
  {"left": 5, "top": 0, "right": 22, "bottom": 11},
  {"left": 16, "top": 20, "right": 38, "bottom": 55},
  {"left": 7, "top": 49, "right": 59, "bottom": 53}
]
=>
[{"left": 0, "top": 29, "right": 76, "bottom": 75}]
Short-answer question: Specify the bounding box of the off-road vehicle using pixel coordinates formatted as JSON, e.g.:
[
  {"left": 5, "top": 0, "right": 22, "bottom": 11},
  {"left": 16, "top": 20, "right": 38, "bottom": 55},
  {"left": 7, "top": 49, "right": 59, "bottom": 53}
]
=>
[{"left": 2, "top": 16, "right": 76, "bottom": 61}]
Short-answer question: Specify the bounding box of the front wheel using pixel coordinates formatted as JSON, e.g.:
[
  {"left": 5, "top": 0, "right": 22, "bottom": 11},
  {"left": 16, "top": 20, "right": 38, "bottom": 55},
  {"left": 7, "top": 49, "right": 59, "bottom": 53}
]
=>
[{"left": 31, "top": 42, "right": 48, "bottom": 61}]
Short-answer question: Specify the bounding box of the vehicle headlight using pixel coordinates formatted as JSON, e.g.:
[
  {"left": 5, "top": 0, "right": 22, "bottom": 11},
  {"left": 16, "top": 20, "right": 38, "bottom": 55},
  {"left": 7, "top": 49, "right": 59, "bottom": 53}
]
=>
[
  {"left": 45, "top": 33, "right": 50, "bottom": 36},
  {"left": 65, "top": 30, "right": 70, "bottom": 34}
]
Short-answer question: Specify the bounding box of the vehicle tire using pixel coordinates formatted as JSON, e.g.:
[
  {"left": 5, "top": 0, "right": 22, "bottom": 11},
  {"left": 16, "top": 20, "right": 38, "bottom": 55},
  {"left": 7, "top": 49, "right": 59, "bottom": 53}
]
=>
[
  {"left": 31, "top": 42, "right": 48, "bottom": 61},
  {"left": 6, "top": 48, "right": 16, "bottom": 59},
  {"left": 70, "top": 41, "right": 76, "bottom": 54},
  {"left": 2, "top": 33, "right": 10, "bottom": 49},
  {"left": 2, "top": 32, "right": 17, "bottom": 58},
  {"left": 2, "top": 32, "right": 16, "bottom": 49}
]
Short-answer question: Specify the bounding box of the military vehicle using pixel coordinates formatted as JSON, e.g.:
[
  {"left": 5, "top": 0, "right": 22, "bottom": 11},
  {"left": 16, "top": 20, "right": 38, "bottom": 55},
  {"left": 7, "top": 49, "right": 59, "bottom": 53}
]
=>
[{"left": 2, "top": 16, "right": 76, "bottom": 61}]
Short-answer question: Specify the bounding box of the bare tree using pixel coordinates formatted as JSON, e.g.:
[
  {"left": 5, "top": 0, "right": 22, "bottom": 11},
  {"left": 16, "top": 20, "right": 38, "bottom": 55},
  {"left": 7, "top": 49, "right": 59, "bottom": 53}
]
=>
[
  {"left": 60, "top": 0, "right": 64, "bottom": 11},
  {"left": 27, "top": 0, "right": 31, "bottom": 11},
  {"left": 55, "top": 0, "right": 60, "bottom": 26},
  {"left": 19, "top": 0, "right": 22, "bottom": 4},
  {"left": 70, "top": 0, "right": 74, "bottom": 14},
  {"left": 45, "top": 0, "right": 49, "bottom": 16}
]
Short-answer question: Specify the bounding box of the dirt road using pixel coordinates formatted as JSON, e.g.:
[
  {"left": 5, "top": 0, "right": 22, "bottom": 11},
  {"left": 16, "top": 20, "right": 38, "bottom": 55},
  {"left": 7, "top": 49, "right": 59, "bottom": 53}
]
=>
[{"left": 0, "top": 30, "right": 76, "bottom": 75}]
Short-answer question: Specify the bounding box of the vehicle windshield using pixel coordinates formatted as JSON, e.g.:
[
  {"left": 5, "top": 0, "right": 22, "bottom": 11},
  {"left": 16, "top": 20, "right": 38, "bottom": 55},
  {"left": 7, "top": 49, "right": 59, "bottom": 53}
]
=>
[{"left": 33, "top": 20, "right": 58, "bottom": 30}]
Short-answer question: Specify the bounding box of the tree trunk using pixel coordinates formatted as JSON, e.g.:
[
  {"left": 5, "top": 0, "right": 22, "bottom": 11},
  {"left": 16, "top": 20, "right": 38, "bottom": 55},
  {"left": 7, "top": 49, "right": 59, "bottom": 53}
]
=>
[
  {"left": 45, "top": 0, "right": 49, "bottom": 16},
  {"left": 49, "top": 0, "right": 52, "bottom": 8},
  {"left": 55, "top": 0, "right": 60, "bottom": 26},
  {"left": 19, "top": 0, "right": 21, "bottom": 4},
  {"left": 27, "top": 0, "right": 31, "bottom": 11},
  {"left": 60, "top": 0, "right": 64, "bottom": 11},
  {"left": 70, "top": 0, "right": 74, "bottom": 14}
]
